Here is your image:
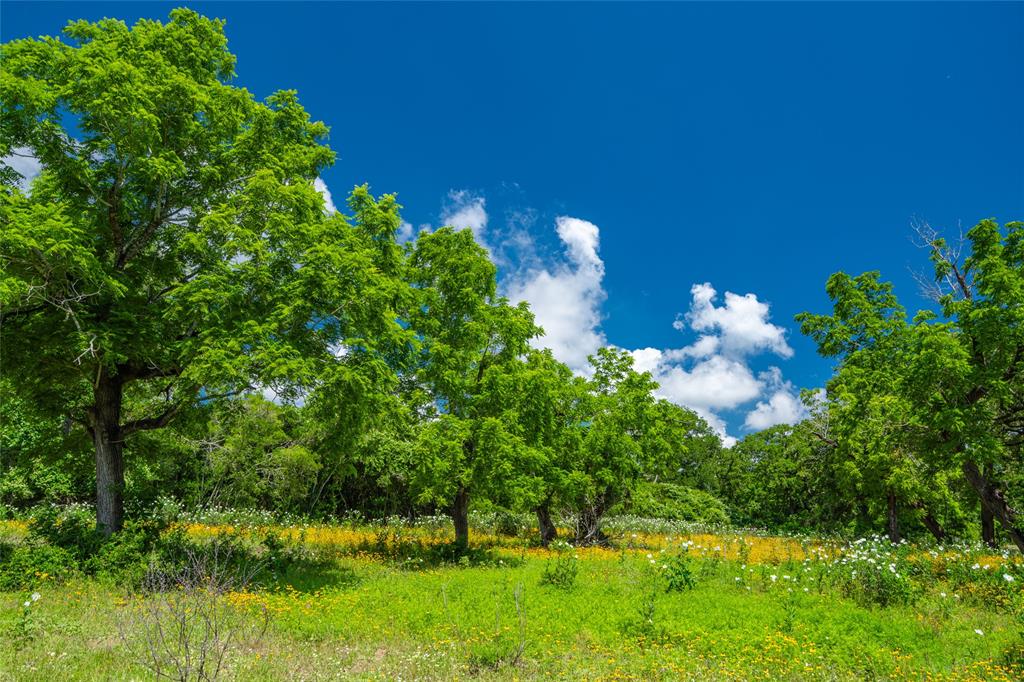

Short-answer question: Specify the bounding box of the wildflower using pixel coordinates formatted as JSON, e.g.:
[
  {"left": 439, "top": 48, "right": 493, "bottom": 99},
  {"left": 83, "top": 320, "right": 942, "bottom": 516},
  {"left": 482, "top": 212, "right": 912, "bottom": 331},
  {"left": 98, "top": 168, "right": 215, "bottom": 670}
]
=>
[
  {"left": 1003, "top": 574, "right": 1015, "bottom": 583},
  {"left": 770, "top": 574, "right": 778, "bottom": 582},
  {"left": 31, "top": 592, "right": 40, "bottom": 602},
  {"left": 975, "top": 629, "right": 984, "bottom": 636}
]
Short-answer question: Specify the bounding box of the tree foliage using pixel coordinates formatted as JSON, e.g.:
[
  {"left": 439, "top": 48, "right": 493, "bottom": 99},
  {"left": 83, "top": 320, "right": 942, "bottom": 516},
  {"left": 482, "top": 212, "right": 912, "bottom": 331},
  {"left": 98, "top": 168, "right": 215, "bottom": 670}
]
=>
[
  {"left": 797, "top": 220, "right": 1024, "bottom": 550},
  {"left": 0, "top": 10, "right": 407, "bottom": 532}
]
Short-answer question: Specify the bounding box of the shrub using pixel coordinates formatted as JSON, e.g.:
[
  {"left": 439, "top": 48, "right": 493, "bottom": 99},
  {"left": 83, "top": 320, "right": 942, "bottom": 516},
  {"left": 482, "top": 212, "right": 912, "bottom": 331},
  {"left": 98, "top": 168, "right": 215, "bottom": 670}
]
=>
[
  {"left": 661, "top": 546, "right": 696, "bottom": 592},
  {"left": 0, "top": 543, "right": 78, "bottom": 590},
  {"left": 84, "top": 520, "right": 165, "bottom": 584},
  {"left": 617, "top": 483, "right": 730, "bottom": 525},
  {"left": 117, "top": 542, "right": 269, "bottom": 681},
  {"left": 539, "top": 543, "right": 579, "bottom": 590},
  {"left": 26, "top": 504, "right": 103, "bottom": 562}
]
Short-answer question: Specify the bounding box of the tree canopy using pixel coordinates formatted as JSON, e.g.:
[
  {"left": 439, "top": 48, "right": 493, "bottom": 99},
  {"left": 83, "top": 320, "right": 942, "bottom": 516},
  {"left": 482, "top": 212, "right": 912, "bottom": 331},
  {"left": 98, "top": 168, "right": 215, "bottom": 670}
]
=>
[{"left": 1, "top": 9, "right": 408, "bottom": 533}]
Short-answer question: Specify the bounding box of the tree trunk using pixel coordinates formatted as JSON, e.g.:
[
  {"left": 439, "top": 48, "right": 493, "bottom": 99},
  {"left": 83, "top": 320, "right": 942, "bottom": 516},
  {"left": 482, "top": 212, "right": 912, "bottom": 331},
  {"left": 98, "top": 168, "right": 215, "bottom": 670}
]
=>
[
  {"left": 981, "top": 505, "right": 997, "bottom": 548},
  {"left": 536, "top": 503, "right": 557, "bottom": 547},
  {"left": 886, "top": 490, "right": 901, "bottom": 544},
  {"left": 574, "top": 495, "right": 608, "bottom": 546},
  {"left": 962, "top": 460, "right": 1024, "bottom": 552},
  {"left": 452, "top": 485, "right": 470, "bottom": 549},
  {"left": 922, "top": 513, "right": 947, "bottom": 543},
  {"left": 909, "top": 500, "right": 946, "bottom": 542},
  {"left": 88, "top": 370, "right": 125, "bottom": 536}
]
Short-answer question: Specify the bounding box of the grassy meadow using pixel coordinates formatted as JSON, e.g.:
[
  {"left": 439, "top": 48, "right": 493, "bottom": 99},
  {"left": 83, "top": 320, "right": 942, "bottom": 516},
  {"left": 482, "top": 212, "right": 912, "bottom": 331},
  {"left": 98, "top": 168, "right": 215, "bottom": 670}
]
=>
[{"left": 1, "top": 514, "right": 1022, "bottom": 681}]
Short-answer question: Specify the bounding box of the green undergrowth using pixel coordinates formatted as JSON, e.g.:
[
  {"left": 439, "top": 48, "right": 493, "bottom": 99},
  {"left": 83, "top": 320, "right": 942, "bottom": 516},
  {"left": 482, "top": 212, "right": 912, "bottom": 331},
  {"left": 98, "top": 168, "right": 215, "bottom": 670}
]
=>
[{"left": 1, "top": 547, "right": 1021, "bottom": 681}]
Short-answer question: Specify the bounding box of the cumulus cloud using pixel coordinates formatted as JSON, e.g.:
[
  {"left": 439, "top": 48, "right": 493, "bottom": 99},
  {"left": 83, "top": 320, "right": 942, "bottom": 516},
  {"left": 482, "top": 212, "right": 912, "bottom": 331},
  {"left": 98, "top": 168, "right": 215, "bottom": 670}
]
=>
[
  {"left": 743, "top": 368, "right": 809, "bottom": 430},
  {"left": 506, "top": 216, "right": 607, "bottom": 374},
  {"left": 2, "top": 146, "right": 42, "bottom": 192},
  {"left": 638, "top": 352, "right": 764, "bottom": 413},
  {"left": 441, "top": 190, "right": 488, "bottom": 243},
  {"left": 628, "top": 284, "right": 798, "bottom": 446},
  {"left": 396, "top": 221, "right": 415, "bottom": 243},
  {"left": 314, "top": 177, "right": 337, "bottom": 214},
  {"left": 681, "top": 283, "right": 793, "bottom": 359}
]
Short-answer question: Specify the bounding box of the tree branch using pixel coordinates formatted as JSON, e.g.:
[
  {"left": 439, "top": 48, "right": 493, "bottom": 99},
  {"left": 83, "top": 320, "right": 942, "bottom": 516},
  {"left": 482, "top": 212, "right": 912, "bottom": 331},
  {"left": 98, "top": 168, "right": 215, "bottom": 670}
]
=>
[{"left": 120, "top": 403, "right": 181, "bottom": 437}]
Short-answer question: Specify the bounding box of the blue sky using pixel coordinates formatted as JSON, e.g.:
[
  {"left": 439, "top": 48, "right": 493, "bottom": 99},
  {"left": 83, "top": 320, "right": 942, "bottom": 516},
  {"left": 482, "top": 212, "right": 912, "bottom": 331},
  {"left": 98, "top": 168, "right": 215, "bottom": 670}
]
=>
[{"left": 4, "top": 2, "right": 1023, "bottom": 443}]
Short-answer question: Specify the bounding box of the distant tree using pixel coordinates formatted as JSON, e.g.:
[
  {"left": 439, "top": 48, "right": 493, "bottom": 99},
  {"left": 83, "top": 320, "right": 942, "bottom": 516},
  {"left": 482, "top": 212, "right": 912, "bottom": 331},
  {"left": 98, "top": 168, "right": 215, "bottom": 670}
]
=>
[
  {"left": 0, "top": 378, "right": 93, "bottom": 507},
  {"left": 500, "top": 349, "right": 586, "bottom": 546},
  {"left": 642, "top": 398, "right": 721, "bottom": 491},
  {"left": 799, "top": 220, "right": 1024, "bottom": 551},
  {"left": 0, "top": 10, "right": 406, "bottom": 533},
  {"left": 566, "top": 348, "right": 659, "bottom": 545},
  {"left": 796, "top": 274, "right": 947, "bottom": 542},
  {"left": 191, "top": 395, "right": 318, "bottom": 513},
  {"left": 405, "top": 227, "right": 539, "bottom": 548}
]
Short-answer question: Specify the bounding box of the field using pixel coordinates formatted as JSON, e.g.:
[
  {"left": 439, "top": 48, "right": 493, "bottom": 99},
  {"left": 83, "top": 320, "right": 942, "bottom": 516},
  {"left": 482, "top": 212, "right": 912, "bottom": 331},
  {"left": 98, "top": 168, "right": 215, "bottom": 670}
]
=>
[{"left": 1, "top": 514, "right": 1022, "bottom": 681}]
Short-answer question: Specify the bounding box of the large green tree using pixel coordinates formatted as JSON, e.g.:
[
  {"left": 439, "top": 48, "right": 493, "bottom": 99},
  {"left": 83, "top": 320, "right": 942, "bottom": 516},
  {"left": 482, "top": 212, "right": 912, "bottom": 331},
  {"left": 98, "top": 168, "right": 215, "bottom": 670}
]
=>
[
  {"left": 498, "top": 348, "right": 586, "bottom": 546},
  {"left": 0, "top": 10, "right": 405, "bottom": 533},
  {"left": 565, "top": 348, "right": 660, "bottom": 544},
  {"left": 797, "top": 273, "right": 955, "bottom": 542},
  {"left": 799, "top": 220, "right": 1024, "bottom": 551},
  {"left": 405, "top": 227, "right": 539, "bottom": 548}
]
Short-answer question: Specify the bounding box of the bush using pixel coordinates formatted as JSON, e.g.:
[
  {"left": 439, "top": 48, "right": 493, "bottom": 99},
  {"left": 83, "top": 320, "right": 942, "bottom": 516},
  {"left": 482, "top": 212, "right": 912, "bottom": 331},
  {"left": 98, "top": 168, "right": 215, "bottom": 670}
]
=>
[
  {"left": 539, "top": 543, "right": 579, "bottom": 590},
  {"left": 661, "top": 546, "right": 696, "bottom": 592},
  {"left": 0, "top": 543, "right": 78, "bottom": 590},
  {"left": 117, "top": 542, "right": 269, "bottom": 681},
  {"left": 26, "top": 504, "right": 104, "bottom": 562},
  {"left": 6, "top": 506, "right": 171, "bottom": 587},
  {"left": 617, "top": 483, "right": 730, "bottom": 525},
  {"left": 85, "top": 520, "right": 165, "bottom": 584}
]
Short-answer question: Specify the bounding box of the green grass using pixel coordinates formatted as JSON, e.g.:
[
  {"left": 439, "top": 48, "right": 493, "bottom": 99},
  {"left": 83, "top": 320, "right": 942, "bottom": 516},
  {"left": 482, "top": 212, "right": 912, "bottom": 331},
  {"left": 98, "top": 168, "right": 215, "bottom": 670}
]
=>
[{"left": 2, "top": 541, "right": 1021, "bottom": 681}]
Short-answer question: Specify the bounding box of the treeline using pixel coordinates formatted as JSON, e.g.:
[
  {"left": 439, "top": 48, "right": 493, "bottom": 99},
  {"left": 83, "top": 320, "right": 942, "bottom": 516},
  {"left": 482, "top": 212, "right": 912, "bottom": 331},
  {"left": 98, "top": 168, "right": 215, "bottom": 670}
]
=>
[{"left": 1, "top": 10, "right": 1021, "bottom": 550}]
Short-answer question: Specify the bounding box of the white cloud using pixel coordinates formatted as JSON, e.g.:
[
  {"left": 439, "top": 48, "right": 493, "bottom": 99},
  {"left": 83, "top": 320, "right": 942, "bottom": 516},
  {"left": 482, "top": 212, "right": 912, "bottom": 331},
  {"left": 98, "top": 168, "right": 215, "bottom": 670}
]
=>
[
  {"left": 441, "top": 190, "right": 488, "bottom": 243},
  {"left": 2, "top": 146, "right": 42, "bottom": 192},
  {"left": 630, "top": 347, "right": 664, "bottom": 375},
  {"left": 627, "top": 284, "right": 798, "bottom": 446},
  {"left": 743, "top": 368, "right": 808, "bottom": 430},
  {"left": 506, "top": 216, "right": 607, "bottom": 374},
  {"left": 682, "top": 283, "right": 793, "bottom": 359},
  {"left": 314, "top": 177, "right": 337, "bottom": 214},
  {"left": 396, "top": 221, "right": 415, "bottom": 243},
  {"left": 643, "top": 353, "right": 764, "bottom": 413}
]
